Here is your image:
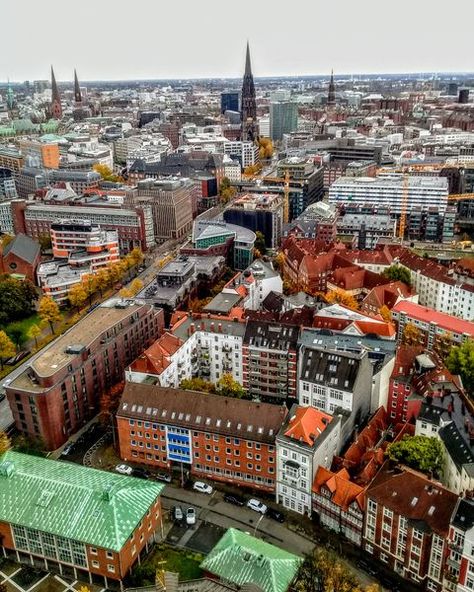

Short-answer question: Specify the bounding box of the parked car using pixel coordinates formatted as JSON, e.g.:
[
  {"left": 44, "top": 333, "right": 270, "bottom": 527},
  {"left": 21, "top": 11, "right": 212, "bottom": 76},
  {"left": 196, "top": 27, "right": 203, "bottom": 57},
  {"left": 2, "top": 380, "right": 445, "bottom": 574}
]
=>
[
  {"left": 156, "top": 472, "right": 172, "bottom": 483},
  {"left": 247, "top": 498, "right": 267, "bottom": 514},
  {"left": 61, "top": 442, "right": 75, "bottom": 457},
  {"left": 186, "top": 507, "right": 196, "bottom": 525},
  {"left": 115, "top": 463, "right": 133, "bottom": 475},
  {"left": 193, "top": 481, "right": 213, "bottom": 495},
  {"left": 266, "top": 507, "right": 285, "bottom": 523},
  {"left": 132, "top": 468, "right": 150, "bottom": 479},
  {"left": 172, "top": 506, "right": 184, "bottom": 523},
  {"left": 224, "top": 493, "right": 245, "bottom": 507}
]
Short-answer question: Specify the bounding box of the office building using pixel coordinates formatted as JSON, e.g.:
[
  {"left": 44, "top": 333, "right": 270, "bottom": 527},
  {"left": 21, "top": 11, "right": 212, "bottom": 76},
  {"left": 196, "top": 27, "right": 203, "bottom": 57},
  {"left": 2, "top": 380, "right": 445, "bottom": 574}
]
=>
[
  {"left": 18, "top": 138, "right": 60, "bottom": 169},
  {"left": 223, "top": 141, "right": 259, "bottom": 169},
  {"left": 270, "top": 101, "right": 298, "bottom": 141},
  {"left": 223, "top": 193, "right": 283, "bottom": 249},
  {"left": 0, "top": 144, "right": 23, "bottom": 179},
  {"left": 5, "top": 299, "right": 164, "bottom": 450},
  {"left": 329, "top": 176, "right": 449, "bottom": 216},
  {"left": 221, "top": 91, "right": 240, "bottom": 114},
  {"left": 0, "top": 451, "right": 163, "bottom": 589},
  {"left": 117, "top": 382, "right": 286, "bottom": 493}
]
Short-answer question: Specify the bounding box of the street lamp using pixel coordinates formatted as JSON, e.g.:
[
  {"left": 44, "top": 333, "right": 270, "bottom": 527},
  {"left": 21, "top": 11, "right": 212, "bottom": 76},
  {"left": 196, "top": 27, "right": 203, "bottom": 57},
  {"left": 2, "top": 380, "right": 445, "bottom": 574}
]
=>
[{"left": 253, "top": 514, "right": 265, "bottom": 537}]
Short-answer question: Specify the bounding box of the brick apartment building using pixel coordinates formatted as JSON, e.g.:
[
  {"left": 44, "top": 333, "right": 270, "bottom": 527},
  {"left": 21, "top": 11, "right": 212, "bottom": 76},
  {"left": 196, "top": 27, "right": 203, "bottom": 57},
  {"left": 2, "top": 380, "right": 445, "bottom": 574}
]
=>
[
  {"left": 364, "top": 464, "right": 458, "bottom": 592},
  {"left": 243, "top": 320, "right": 299, "bottom": 402},
  {"left": 0, "top": 451, "right": 164, "bottom": 589},
  {"left": 117, "top": 382, "right": 287, "bottom": 493},
  {"left": 0, "top": 233, "right": 41, "bottom": 282},
  {"left": 5, "top": 299, "right": 164, "bottom": 450},
  {"left": 10, "top": 200, "right": 154, "bottom": 254}
]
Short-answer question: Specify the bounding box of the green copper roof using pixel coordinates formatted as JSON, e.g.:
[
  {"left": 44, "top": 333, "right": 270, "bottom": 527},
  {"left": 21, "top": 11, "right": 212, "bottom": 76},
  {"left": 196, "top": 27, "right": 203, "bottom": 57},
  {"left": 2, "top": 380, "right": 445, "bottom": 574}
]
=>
[
  {"left": 0, "top": 451, "right": 164, "bottom": 551},
  {"left": 200, "top": 529, "right": 302, "bottom": 592}
]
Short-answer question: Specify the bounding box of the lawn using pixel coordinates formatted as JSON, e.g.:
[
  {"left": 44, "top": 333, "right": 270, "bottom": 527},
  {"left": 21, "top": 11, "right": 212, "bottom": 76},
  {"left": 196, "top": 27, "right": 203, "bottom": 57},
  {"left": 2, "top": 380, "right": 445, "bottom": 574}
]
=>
[
  {"left": 3, "top": 314, "right": 41, "bottom": 344},
  {"left": 127, "top": 544, "right": 203, "bottom": 586}
]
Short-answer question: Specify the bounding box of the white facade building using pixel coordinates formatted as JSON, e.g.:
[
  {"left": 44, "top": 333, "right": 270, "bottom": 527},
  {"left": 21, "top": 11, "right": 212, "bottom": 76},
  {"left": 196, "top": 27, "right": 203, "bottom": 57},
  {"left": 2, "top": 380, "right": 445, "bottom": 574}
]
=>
[
  {"left": 329, "top": 175, "right": 449, "bottom": 215},
  {"left": 223, "top": 260, "right": 283, "bottom": 311},
  {"left": 0, "top": 201, "right": 13, "bottom": 233},
  {"left": 224, "top": 141, "right": 259, "bottom": 169}
]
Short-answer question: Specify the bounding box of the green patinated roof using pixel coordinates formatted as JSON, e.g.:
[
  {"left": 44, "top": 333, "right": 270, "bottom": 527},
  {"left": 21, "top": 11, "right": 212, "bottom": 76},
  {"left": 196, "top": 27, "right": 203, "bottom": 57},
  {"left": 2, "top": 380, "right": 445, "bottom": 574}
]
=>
[
  {"left": 200, "top": 528, "right": 302, "bottom": 592},
  {"left": 0, "top": 451, "right": 164, "bottom": 551}
]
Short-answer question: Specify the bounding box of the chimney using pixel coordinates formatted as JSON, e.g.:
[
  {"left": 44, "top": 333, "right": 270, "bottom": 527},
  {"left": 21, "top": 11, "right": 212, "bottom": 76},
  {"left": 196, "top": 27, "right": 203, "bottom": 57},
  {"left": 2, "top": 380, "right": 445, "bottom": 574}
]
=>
[
  {"left": 190, "top": 323, "right": 195, "bottom": 334},
  {"left": 210, "top": 322, "right": 215, "bottom": 332},
  {"left": 201, "top": 321, "right": 205, "bottom": 330},
  {"left": 218, "top": 323, "right": 222, "bottom": 332}
]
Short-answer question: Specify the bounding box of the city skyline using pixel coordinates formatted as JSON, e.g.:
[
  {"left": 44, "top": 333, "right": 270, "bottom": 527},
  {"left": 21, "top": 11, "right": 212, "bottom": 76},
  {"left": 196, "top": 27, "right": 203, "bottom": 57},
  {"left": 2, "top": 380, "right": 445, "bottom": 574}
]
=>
[{"left": 2, "top": 0, "right": 473, "bottom": 82}]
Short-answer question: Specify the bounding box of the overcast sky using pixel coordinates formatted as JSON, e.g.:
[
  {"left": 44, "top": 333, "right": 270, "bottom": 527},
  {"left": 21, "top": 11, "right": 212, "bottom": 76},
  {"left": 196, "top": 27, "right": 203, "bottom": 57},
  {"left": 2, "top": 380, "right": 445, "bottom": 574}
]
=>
[{"left": 1, "top": 0, "right": 473, "bottom": 82}]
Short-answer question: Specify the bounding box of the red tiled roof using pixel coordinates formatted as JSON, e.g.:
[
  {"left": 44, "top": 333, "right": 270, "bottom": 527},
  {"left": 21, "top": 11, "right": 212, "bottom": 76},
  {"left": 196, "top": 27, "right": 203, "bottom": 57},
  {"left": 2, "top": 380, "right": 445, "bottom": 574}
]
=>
[
  {"left": 129, "top": 332, "right": 184, "bottom": 376},
  {"left": 392, "top": 300, "right": 474, "bottom": 337},
  {"left": 312, "top": 466, "right": 366, "bottom": 511},
  {"left": 350, "top": 320, "right": 396, "bottom": 338},
  {"left": 284, "top": 407, "right": 332, "bottom": 447},
  {"left": 367, "top": 464, "right": 458, "bottom": 537}
]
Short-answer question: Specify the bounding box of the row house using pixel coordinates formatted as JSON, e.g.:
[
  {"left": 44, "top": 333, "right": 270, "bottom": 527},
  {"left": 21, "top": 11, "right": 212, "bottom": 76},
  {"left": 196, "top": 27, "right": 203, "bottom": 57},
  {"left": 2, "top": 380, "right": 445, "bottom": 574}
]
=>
[
  {"left": 243, "top": 320, "right": 299, "bottom": 402},
  {"left": 126, "top": 315, "right": 246, "bottom": 387},
  {"left": 447, "top": 497, "right": 474, "bottom": 592},
  {"left": 117, "top": 382, "right": 287, "bottom": 493},
  {"left": 387, "top": 346, "right": 463, "bottom": 424},
  {"left": 275, "top": 405, "right": 342, "bottom": 516},
  {"left": 297, "top": 344, "right": 373, "bottom": 444},
  {"left": 364, "top": 464, "right": 458, "bottom": 592},
  {"left": 416, "top": 402, "right": 474, "bottom": 495},
  {"left": 0, "top": 451, "right": 164, "bottom": 591},
  {"left": 312, "top": 303, "right": 396, "bottom": 340},
  {"left": 6, "top": 299, "right": 164, "bottom": 450},
  {"left": 391, "top": 299, "right": 474, "bottom": 353}
]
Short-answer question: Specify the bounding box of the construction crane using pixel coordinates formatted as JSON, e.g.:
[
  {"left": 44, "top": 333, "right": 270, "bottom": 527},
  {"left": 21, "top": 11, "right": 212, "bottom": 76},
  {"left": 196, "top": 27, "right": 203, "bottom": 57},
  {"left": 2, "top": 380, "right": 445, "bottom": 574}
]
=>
[
  {"left": 399, "top": 172, "right": 410, "bottom": 240},
  {"left": 242, "top": 170, "right": 302, "bottom": 224},
  {"left": 448, "top": 193, "right": 474, "bottom": 201}
]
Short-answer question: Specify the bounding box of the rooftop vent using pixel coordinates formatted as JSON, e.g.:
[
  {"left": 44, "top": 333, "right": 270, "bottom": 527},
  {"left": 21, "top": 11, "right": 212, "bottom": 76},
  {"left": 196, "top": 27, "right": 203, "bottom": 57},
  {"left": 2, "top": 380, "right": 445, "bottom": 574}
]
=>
[{"left": 0, "top": 461, "right": 15, "bottom": 478}]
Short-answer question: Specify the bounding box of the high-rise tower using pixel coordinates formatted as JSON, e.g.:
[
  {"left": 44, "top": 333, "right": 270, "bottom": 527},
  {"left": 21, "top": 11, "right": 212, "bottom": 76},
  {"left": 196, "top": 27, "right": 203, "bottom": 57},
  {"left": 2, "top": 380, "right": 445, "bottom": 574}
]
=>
[
  {"left": 327, "top": 69, "right": 336, "bottom": 106},
  {"left": 50, "top": 66, "right": 62, "bottom": 120},
  {"left": 73, "top": 69, "right": 82, "bottom": 104},
  {"left": 241, "top": 41, "right": 258, "bottom": 142}
]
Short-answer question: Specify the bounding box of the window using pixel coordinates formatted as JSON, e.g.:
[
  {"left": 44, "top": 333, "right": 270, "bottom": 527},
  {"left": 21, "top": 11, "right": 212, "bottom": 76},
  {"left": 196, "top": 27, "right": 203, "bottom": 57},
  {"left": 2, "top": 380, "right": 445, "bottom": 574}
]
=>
[
  {"left": 92, "top": 560, "right": 100, "bottom": 568},
  {"left": 107, "top": 564, "right": 115, "bottom": 573},
  {"left": 90, "top": 548, "right": 97, "bottom": 555},
  {"left": 106, "top": 551, "right": 113, "bottom": 559}
]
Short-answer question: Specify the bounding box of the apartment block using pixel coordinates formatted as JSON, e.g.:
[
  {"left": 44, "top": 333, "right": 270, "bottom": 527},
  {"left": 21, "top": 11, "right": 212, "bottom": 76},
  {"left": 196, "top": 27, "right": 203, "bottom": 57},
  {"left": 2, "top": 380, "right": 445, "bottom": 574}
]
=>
[
  {"left": 243, "top": 321, "right": 299, "bottom": 402},
  {"left": 276, "top": 405, "right": 342, "bottom": 516},
  {"left": 117, "top": 382, "right": 287, "bottom": 493},
  {"left": 0, "top": 451, "right": 163, "bottom": 589},
  {"left": 5, "top": 299, "right": 164, "bottom": 450}
]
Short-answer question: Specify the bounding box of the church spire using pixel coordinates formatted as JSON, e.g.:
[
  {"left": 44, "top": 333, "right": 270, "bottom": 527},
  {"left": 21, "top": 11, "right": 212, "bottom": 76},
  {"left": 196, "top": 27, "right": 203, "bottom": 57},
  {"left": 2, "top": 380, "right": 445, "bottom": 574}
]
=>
[
  {"left": 327, "top": 69, "right": 336, "bottom": 106},
  {"left": 241, "top": 42, "right": 257, "bottom": 142},
  {"left": 50, "top": 66, "right": 62, "bottom": 119},
  {"left": 74, "top": 69, "right": 82, "bottom": 103}
]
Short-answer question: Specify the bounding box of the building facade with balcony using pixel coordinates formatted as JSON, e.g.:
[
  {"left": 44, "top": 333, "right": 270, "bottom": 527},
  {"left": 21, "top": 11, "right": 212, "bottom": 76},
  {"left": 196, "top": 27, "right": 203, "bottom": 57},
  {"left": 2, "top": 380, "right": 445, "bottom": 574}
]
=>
[
  {"left": 5, "top": 299, "right": 164, "bottom": 450},
  {"left": 276, "top": 405, "right": 342, "bottom": 516},
  {"left": 243, "top": 321, "right": 299, "bottom": 402},
  {"left": 117, "top": 383, "right": 287, "bottom": 493}
]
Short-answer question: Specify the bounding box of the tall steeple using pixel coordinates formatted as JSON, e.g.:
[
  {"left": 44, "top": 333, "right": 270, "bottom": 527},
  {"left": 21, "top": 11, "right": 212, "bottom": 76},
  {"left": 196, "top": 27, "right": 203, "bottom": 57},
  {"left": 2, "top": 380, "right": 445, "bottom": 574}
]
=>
[
  {"left": 74, "top": 69, "right": 82, "bottom": 103},
  {"left": 241, "top": 41, "right": 257, "bottom": 142},
  {"left": 327, "top": 69, "right": 336, "bottom": 106},
  {"left": 6, "top": 80, "right": 15, "bottom": 111},
  {"left": 50, "top": 66, "right": 63, "bottom": 120}
]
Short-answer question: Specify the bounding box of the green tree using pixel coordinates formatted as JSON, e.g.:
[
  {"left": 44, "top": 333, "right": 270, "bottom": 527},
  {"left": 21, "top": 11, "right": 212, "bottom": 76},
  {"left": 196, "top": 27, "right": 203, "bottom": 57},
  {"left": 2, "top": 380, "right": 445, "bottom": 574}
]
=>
[
  {"left": 37, "top": 233, "right": 52, "bottom": 252},
  {"left": 6, "top": 326, "right": 25, "bottom": 351},
  {"left": 386, "top": 435, "right": 444, "bottom": 476},
  {"left": 0, "top": 431, "right": 11, "bottom": 456},
  {"left": 179, "top": 378, "right": 216, "bottom": 393},
  {"left": 446, "top": 339, "right": 474, "bottom": 395},
  {"left": 0, "top": 330, "right": 15, "bottom": 369},
  {"left": 254, "top": 231, "right": 267, "bottom": 255},
  {"left": 68, "top": 283, "right": 88, "bottom": 311},
  {"left": 0, "top": 277, "right": 38, "bottom": 325},
  {"left": 382, "top": 264, "right": 411, "bottom": 286},
  {"left": 27, "top": 324, "right": 42, "bottom": 349},
  {"left": 13, "top": 434, "right": 46, "bottom": 457},
  {"left": 38, "top": 296, "right": 61, "bottom": 334},
  {"left": 216, "top": 373, "right": 246, "bottom": 398}
]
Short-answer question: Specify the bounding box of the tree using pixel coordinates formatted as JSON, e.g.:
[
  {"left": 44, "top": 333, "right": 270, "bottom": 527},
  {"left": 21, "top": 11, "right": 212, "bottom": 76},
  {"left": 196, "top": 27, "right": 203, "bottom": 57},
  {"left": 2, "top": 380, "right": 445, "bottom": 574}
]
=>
[
  {"left": 273, "top": 251, "right": 285, "bottom": 271},
  {"left": 386, "top": 434, "right": 444, "bottom": 476},
  {"left": 0, "top": 277, "right": 37, "bottom": 325},
  {"left": 188, "top": 297, "right": 212, "bottom": 313},
  {"left": 99, "top": 381, "right": 125, "bottom": 426},
  {"left": 378, "top": 305, "right": 392, "bottom": 322},
  {"left": 446, "top": 339, "right": 474, "bottom": 394},
  {"left": 254, "top": 231, "right": 267, "bottom": 255},
  {"left": 38, "top": 296, "right": 61, "bottom": 335},
  {"left": 129, "top": 278, "right": 144, "bottom": 296},
  {"left": 127, "top": 247, "right": 144, "bottom": 267},
  {"left": 6, "top": 326, "right": 25, "bottom": 351},
  {"left": 401, "top": 322, "right": 421, "bottom": 346},
  {"left": 0, "top": 330, "right": 15, "bottom": 369},
  {"left": 13, "top": 434, "right": 46, "bottom": 457},
  {"left": 325, "top": 288, "right": 359, "bottom": 310},
  {"left": 95, "top": 267, "right": 111, "bottom": 296},
  {"left": 37, "top": 232, "right": 52, "bottom": 252},
  {"left": 382, "top": 264, "right": 411, "bottom": 286},
  {"left": 82, "top": 274, "right": 98, "bottom": 306},
  {"left": 179, "top": 377, "right": 216, "bottom": 394},
  {"left": 0, "top": 431, "right": 11, "bottom": 455},
  {"left": 93, "top": 163, "right": 121, "bottom": 182},
  {"left": 216, "top": 374, "right": 246, "bottom": 398},
  {"left": 68, "top": 283, "right": 88, "bottom": 311},
  {"left": 258, "top": 137, "right": 274, "bottom": 159},
  {"left": 119, "top": 287, "right": 133, "bottom": 299},
  {"left": 27, "top": 324, "right": 42, "bottom": 349},
  {"left": 294, "top": 549, "right": 361, "bottom": 592}
]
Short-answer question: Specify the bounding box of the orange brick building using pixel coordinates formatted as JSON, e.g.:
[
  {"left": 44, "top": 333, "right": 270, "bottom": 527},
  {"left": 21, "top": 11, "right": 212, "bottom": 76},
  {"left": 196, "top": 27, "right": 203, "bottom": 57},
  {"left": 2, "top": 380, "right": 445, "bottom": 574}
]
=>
[{"left": 117, "top": 382, "right": 287, "bottom": 493}]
